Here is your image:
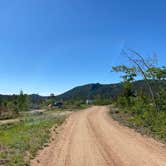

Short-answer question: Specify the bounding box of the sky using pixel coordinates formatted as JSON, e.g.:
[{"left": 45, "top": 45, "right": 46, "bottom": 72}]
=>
[{"left": 0, "top": 0, "right": 166, "bottom": 95}]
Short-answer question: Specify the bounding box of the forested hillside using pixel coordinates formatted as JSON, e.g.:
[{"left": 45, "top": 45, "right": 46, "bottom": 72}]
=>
[{"left": 56, "top": 80, "right": 166, "bottom": 101}]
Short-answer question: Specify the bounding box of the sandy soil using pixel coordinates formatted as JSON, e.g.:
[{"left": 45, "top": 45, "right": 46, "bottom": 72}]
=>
[
  {"left": 0, "top": 118, "right": 20, "bottom": 125},
  {"left": 30, "top": 106, "right": 166, "bottom": 166}
]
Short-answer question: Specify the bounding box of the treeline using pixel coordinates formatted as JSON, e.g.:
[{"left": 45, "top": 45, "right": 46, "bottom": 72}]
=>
[
  {"left": 0, "top": 91, "right": 45, "bottom": 119},
  {"left": 111, "top": 50, "right": 166, "bottom": 141}
]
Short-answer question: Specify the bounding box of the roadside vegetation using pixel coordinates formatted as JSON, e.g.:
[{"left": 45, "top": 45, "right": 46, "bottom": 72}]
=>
[
  {"left": 0, "top": 91, "right": 44, "bottom": 120},
  {"left": 110, "top": 50, "right": 166, "bottom": 142},
  {"left": 0, "top": 89, "right": 91, "bottom": 165},
  {"left": 0, "top": 111, "right": 66, "bottom": 166},
  {"left": 0, "top": 91, "right": 88, "bottom": 120}
]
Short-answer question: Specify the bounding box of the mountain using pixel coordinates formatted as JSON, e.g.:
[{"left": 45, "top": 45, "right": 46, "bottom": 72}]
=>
[
  {"left": 0, "top": 80, "right": 165, "bottom": 102},
  {"left": 56, "top": 83, "right": 123, "bottom": 100},
  {"left": 56, "top": 80, "right": 166, "bottom": 100}
]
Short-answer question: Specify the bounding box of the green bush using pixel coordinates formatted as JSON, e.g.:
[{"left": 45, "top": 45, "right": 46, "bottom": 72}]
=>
[{"left": 93, "top": 99, "right": 112, "bottom": 105}]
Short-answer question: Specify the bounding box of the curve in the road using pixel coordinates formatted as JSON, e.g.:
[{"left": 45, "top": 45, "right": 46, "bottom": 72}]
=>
[{"left": 31, "top": 106, "right": 166, "bottom": 166}]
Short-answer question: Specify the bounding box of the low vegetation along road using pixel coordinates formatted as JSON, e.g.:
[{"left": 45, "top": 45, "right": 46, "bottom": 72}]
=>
[{"left": 31, "top": 106, "right": 166, "bottom": 166}]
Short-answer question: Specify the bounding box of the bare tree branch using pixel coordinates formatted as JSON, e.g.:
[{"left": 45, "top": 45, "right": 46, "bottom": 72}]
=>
[{"left": 126, "top": 51, "right": 159, "bottom": 112}]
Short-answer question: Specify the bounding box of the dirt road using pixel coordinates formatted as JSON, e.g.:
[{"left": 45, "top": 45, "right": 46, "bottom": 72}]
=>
[{"left": 31, "top": 106, "right": 166, "bottom": 166}]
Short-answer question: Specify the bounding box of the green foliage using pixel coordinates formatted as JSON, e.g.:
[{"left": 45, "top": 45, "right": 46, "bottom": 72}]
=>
[
  {"left": 0, "top": 100, "right": 18, "bottom": 120},
  {"left": 116, "top": 96, "right": 129, "bottom": 108},
  {"left": 112, "top": 65, "right": 137, "bottom": 83},
  {"left": 92, "top": 94, "right": 112, "bottom": 105},
  {"left": 111, "top": 58, "right": 166, "bottom": 142},
  {"left": 49, "top": 93, "right": 56, "bottom": 105},
  {"left": 112, "top": 65, "right": 137, "bottom": 107},
  {"left": 17, "top": 90, "right": 29, "bottom": 112},
  {"left": 111, "top": 96, "right": 166, "bottom": 142},
  {"left": 146, "top": 67, "right": 166, "bottom": 80},
  {"left": 156, "top": 84, "right": 166, "bottom": 112},
  {"left": 93, "top": 98, "right": 112, "bottom": 105},
  {"left": 63, "top": 99, "right": 88, "bottom": 110},
  {"left": 0, "top": 93, "right": 46, "bottom": 119},
  {"left": 111, "top": 74, "right": 166, "bottom": 141},
  {"left": 111, "top": 88, "right": 166, "bottom": 142},
  {"left": 0, "top": 113, "right": 65, "bottom": 165}
]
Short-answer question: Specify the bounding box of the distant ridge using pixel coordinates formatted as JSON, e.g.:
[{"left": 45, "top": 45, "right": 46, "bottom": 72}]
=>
[
  {"left": 0, "top": 80, "right": 165, "bottom": 101},
  {"left": 56, "top": 80, "right": 166, "bottom": 100},
  {"left": 56, "top": 82, "right": 122, "bottom": 100}
]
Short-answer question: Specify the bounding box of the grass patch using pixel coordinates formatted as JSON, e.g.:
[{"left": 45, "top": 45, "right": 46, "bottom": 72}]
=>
[{"left": 0, "top": 113, "right": 66, "bottom": 166}]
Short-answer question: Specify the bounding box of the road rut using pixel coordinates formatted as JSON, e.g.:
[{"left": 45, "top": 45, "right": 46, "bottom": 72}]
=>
[{"left": 31, "top": 106, "right": 166, "bottom": 166}]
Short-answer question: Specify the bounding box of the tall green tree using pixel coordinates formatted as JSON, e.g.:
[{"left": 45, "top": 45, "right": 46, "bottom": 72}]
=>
[
  {"left": 112, "top": 65, "right": 137, "bottom": 99},
  {"left": 17, "top": 90, "right": 29, "bottom": 112}
]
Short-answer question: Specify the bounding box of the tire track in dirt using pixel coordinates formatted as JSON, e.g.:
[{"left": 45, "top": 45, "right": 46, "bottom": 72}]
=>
[{"left": 31, "top": 106, "right": 166, "bottom": 166}]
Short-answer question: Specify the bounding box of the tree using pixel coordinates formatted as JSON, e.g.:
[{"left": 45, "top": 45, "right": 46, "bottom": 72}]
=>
[
  {"left": 17, "top": 90, "right": 29, "bottom": 112},
  {"left": 146, "top": 67, "right": 166, "bottom": 80},
  {"left": 112, "top": 65, "right": 137, "bottom": 105},
  {"left": 122, "top": 49, "right": 160, "bottom": 112},
  {"left": 49, "top": 93, "right": 55, "bottom": 105}
]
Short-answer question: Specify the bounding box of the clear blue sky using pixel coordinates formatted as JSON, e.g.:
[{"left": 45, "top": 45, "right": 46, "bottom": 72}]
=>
[{"left": 0, "top": 0, "right": 166, "bottom": 95}]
